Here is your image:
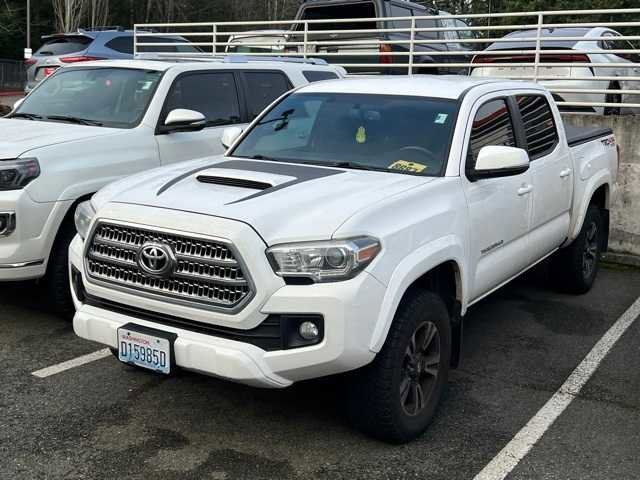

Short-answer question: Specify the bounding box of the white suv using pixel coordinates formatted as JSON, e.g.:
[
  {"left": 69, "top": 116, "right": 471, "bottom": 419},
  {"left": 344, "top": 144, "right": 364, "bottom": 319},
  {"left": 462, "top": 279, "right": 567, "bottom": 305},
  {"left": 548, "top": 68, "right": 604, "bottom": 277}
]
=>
[{"left": 0, "top": 56, "right": 344, "bottom": 311}]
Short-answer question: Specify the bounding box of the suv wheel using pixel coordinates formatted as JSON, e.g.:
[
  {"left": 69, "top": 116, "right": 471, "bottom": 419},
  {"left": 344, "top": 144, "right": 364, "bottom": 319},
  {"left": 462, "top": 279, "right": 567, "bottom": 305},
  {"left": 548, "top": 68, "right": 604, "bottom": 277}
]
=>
[
  {"left": 43, "top": 222, "right": 76, "bottom": 317},
  {"left": 346, "top": 290, "right": 451, "bottom": 443}
]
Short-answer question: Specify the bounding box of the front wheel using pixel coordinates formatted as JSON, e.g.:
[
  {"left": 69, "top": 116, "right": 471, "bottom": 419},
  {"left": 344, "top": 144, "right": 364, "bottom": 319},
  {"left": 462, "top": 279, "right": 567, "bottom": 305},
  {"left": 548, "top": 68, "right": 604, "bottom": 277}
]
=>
[
  {"left": 346, "top": 290, "right": 451, "bottom": 443},
  {"left": 551, "top": 205, "right": 603, "bottom": 294},
  {"left": 43, "top": 222, "right": 76, "bottom": 317}
]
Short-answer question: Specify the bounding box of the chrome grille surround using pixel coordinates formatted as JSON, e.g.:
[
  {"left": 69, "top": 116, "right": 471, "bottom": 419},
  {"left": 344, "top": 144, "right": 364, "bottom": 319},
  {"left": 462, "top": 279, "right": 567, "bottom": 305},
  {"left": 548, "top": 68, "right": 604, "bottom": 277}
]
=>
[{"left": 83, "top": 220, "right": 255, "bottom": 313}]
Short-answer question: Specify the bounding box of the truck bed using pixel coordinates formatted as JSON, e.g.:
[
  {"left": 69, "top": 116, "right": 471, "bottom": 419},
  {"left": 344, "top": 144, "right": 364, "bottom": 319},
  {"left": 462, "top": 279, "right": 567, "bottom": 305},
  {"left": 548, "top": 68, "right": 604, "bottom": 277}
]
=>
[{"left": 563, "top": 122, "right": 614, "bottom": 147}]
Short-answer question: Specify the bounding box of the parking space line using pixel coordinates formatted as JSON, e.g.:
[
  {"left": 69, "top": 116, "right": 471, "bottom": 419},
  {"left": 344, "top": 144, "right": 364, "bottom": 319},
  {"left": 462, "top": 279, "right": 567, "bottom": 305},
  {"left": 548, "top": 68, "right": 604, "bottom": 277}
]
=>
[
  {"left": 474, "top": 294, "right": 640, "bottom": 480},
  {"left": 31, "top": 348, "right": 112, "bottom": 378}
]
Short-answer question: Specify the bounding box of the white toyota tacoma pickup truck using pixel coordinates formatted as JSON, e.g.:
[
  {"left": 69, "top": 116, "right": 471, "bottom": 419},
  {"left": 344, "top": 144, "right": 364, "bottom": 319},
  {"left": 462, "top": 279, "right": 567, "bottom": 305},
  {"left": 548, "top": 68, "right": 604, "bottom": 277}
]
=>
[
  {"left": 69, "top": 76, "right": 619, "bottom": 443},
  {"left": 0, "top": 56, "right": 343, "bottom": 311}
]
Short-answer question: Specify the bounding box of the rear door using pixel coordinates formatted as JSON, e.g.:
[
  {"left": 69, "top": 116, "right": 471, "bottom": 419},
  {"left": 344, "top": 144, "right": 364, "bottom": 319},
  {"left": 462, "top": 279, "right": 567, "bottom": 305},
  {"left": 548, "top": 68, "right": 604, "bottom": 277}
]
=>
[
  {"left": 462, "top": 96, "right": 534, "bottom": 301},
  {"left": 238, "top": 70, "right": 293, "bottom": 121},
  {"left": 155, "top": 70, "right": 246, "bottom": 163},
  {"left": 515, "top": 94, "right": 573, "bottom": 262}
]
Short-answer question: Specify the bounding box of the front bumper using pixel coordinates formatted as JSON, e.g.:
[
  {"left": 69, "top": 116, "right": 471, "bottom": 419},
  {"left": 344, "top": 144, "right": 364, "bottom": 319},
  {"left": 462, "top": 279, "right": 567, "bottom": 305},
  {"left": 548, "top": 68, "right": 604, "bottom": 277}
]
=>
[
  {"left": 70, "top": 207, "right": 385, "bottom": 387},
  {"left": 0, "top": 190, "right": 68, "bottom": 281}
]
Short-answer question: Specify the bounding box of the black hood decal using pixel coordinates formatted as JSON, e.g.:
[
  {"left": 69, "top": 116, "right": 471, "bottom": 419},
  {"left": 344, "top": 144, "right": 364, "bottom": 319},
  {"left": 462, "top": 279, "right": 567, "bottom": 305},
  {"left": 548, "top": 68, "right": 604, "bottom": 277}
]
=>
[{"left": 157, "top": 159, "right": 344, "bottom": 204}]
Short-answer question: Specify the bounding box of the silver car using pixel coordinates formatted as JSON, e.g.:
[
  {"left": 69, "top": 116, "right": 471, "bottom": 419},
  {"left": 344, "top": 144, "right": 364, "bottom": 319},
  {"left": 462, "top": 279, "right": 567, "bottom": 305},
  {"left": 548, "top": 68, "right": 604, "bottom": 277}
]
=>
[{"left": 25, "top": 28, "right": 199, "bottom": 93}]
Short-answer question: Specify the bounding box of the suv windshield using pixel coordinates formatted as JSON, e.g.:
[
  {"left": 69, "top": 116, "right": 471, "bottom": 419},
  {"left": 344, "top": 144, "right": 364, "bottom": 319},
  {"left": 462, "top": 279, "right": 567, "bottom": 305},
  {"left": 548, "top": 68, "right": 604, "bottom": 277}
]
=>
[
  {"left": 14, "top": 67, "right": 163, "bottom": 128},
  {"left": 232, "top": 93, "right": 458, "bottom": 176}
]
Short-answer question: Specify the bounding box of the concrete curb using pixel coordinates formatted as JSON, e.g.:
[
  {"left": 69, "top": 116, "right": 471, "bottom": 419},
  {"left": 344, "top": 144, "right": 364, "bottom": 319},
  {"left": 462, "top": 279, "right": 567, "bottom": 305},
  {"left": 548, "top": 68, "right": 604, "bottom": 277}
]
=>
[{"left": 603, "top": 252, "right": 640, "bottom": 269}]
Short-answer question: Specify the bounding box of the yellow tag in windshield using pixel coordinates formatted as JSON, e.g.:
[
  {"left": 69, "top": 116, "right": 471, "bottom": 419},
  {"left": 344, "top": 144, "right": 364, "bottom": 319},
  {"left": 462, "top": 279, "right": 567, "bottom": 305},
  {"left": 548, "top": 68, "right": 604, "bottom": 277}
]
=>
[
  {"left": 355, "top": 126, "right": 367, "bottom": 144},
  {"left": 389, "top": 160, "right": 427, "bottom": 173}
]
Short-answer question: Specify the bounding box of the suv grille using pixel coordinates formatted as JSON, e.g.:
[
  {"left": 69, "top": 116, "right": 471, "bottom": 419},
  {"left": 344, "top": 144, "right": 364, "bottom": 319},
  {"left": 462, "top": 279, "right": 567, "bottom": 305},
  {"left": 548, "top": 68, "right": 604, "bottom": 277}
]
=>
[{"left": 85, "top": 222, "right": 253, "bottom": 311}]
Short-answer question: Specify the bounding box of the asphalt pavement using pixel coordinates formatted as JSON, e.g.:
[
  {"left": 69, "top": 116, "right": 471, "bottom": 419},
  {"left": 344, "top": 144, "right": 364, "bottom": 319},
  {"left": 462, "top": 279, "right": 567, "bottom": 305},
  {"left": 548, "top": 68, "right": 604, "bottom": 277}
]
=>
[{"left": 1, "top": 263, "right": 639, "bottom": 480}]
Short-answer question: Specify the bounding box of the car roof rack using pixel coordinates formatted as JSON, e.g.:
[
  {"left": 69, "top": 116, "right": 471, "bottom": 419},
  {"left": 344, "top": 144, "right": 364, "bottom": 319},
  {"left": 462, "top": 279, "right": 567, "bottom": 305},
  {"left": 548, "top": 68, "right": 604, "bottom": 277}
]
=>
[
  {"left": 134, "top": 53, "right": 328, "bottom": 66},
  {"left": 78, "top": 26, "right": 126, "bottom": 32},
  {"left": 223, "top": 55, "right": 328, "bottom": 65}
]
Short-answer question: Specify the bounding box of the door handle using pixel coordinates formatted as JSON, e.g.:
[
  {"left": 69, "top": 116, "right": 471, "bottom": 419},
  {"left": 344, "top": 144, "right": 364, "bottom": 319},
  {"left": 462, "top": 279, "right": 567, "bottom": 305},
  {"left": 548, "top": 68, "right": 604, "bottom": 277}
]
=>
[
  {"left": 560, "top": 168, "right": 572, "bottom": 178},
  {"left": 517, "top": 184, "right": 533, "bottom": 196}
]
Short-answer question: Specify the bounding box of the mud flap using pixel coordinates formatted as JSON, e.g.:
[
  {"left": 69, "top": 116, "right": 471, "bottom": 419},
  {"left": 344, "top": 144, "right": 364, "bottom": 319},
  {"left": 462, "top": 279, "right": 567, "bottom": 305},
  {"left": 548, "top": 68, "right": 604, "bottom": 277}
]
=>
[{"left": 450, "top": 300, "right": 463, "bottom": 368}]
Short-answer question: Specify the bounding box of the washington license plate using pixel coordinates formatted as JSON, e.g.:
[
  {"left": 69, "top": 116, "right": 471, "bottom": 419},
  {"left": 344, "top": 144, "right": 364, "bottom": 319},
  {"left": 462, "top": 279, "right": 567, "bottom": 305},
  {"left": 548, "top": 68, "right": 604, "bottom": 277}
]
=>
[{"left": 117, "top": 326, "right": 172, "bottom": 374}]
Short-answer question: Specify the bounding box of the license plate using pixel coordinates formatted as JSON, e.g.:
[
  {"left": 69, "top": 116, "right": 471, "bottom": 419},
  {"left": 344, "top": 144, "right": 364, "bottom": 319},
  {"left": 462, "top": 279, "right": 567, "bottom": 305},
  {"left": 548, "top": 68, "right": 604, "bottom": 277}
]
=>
[{"left": 117, "top": 324, "right": 175, "bottom": 374}]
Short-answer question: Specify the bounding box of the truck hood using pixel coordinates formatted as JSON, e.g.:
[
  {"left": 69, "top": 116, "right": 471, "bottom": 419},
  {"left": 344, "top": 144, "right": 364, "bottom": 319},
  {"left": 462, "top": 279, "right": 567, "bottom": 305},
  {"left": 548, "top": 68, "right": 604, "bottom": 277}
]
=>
[
  {"left": 0, "top": 118, "right": 118, "bottom": 158},
  {"left": 95, "top": 157, "right": 434, "bottom": 244}
]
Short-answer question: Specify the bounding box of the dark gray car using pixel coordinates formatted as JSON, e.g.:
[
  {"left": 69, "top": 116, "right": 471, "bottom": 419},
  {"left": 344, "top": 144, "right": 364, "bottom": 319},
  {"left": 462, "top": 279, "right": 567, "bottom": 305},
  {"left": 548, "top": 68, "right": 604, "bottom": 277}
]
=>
[{"left": 292, "top": 0, "right": 477, "bottom": 74}]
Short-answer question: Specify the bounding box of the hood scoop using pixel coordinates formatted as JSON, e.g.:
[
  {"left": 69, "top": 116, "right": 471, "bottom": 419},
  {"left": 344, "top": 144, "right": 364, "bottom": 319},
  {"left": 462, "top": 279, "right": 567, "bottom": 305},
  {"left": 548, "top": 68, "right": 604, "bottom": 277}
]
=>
[{"left": 196, "top": 175, "right": 273, "bottom": 191}]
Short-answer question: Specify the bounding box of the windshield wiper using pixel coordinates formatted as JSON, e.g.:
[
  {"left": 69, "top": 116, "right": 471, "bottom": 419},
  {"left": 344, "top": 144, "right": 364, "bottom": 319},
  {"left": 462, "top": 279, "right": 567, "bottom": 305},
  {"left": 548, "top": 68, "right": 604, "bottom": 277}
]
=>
[
  {"left": 11, "top": 112, "right": 44, "bottom": 121},
  {"left": 46, "top": 115, "right": 104, "bottom": 126},
  {"left": 243, "top": 154, "right": 285, "bottom": 162},
  {"left": 323, "top": 161, "right": 387, "bottom": 172}
]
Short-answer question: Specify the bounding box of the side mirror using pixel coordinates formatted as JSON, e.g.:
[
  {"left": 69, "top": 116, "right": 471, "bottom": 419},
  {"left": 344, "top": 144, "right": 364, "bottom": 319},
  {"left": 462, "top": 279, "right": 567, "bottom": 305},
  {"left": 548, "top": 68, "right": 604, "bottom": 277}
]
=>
[
  {"left": 13, "top": 98, "right": 24, "bottom": 111},
  {"left": 163, "top": 109, "right": 206, "bottom": 133},
  {"left": 470, "top": 146, "right": 530, "bottom": 181},
  {"left": 221, "top": 126, "right": 243, "bottom": 149}
]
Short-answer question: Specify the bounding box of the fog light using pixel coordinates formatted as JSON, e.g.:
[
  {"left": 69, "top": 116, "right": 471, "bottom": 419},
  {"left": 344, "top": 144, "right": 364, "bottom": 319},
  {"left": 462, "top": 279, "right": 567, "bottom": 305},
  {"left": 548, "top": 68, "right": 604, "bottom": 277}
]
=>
[
  {"left": 299, "top": 321, "right": 319, "bottom": 340},
  {"left": 0, "top": 212, "right": 16, "bottom": 237}
]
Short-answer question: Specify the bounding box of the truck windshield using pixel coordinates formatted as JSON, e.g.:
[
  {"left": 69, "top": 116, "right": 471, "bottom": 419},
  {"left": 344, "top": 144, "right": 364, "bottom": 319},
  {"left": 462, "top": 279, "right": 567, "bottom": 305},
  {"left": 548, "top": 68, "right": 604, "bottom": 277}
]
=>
[
  {"left": 14, "top": 67, "right": 163, "bottom": 129},
  {"left": 232, "top": 92, "right": 458, "bottom": 176}
]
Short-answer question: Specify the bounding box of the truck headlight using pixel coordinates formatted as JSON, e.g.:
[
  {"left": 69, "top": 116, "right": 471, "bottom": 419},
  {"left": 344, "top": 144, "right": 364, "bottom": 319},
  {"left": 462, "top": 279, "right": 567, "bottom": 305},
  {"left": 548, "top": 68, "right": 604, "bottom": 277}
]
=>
[
  {"left": 74, "top": 201, "right": 96, "bottom": 240},
  {"left": 0, "top": 158, "right": 40, "bottom": 191},
  {"left": 266, "top": 236, "right": 381, "bottom": 283}
]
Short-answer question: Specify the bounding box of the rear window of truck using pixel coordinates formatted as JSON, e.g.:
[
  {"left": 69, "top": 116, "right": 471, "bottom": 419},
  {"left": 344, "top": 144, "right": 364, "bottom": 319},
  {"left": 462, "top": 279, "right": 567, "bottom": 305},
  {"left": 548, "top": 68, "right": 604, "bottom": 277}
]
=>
[
  {"left": 516, "top": 95, "right": 559, "bottom": 160},
  {"left": 299, "top": 2, "right": 377, "bottom": 30}
]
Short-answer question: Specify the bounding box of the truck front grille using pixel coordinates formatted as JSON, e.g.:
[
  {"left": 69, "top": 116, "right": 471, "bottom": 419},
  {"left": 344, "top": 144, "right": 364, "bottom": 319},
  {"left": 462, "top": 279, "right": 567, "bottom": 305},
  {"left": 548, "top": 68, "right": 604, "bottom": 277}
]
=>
[{"left": 84, "top": 222, "right": 253, "bottom": 311}]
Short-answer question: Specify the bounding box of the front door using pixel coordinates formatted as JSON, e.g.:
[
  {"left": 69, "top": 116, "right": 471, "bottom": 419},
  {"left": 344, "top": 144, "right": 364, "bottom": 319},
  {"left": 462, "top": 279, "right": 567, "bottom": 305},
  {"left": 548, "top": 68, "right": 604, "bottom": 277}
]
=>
[
  {"left": 155, "top": 71, "right": 245, "bottom": 164},
  {"left": 462, "top": 97, "right": 534, "bottom": 301}
]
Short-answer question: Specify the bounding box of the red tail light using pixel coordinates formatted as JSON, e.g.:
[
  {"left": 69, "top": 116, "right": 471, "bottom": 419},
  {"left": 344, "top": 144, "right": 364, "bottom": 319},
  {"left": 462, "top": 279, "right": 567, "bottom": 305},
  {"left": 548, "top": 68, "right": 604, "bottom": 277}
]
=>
[
  {"left": 43, "top": 67, "right": 57, "bottom": 77},
  {"left": 24, "top": 58, "right": 37, "bottom": 67},
  {"left": 60, "top": 55, "right": 105, "bottom": 63},
  {"left": 379, "top": 43, "right": 393, "bottom": 65},
  {"left": 472, "top": 53, "right": 590, "bottom": 64}
]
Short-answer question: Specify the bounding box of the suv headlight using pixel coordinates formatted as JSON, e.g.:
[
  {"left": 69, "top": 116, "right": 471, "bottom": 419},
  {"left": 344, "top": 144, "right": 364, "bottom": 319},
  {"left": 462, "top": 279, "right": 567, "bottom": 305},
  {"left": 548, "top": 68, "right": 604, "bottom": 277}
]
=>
[
  {"left": 266, "top": 236, "right": 381, "bottom": 283},
  {"left": 74, "top": 201, "right": 96, "bottom": 240},
  {"left": 0, "top": 158, "right": 40, "bottom": 191}
]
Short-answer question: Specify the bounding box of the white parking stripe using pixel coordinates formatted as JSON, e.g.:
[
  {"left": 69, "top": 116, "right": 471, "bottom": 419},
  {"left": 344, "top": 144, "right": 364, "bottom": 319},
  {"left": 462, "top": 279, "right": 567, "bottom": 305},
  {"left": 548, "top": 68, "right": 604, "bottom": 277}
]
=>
[
  {"left": 474, "top": 295, "right": 640, "bottom": 480},
  {"left": 31, "top": 348, "right": 112, "bottom": 378}
]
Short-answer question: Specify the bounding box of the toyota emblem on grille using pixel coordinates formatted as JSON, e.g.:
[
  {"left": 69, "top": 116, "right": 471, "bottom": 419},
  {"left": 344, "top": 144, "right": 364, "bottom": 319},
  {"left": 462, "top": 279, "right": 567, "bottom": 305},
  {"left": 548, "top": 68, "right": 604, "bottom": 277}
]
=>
[{"left": 138, "top": 243, "right": 176, "bottom": 278}]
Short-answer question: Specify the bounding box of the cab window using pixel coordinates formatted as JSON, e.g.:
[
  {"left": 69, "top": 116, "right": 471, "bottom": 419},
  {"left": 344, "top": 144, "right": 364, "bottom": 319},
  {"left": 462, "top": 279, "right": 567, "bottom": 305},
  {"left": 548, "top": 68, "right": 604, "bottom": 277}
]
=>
[{"left": 468, "top": 98, "right": 516, "bottom": 170}]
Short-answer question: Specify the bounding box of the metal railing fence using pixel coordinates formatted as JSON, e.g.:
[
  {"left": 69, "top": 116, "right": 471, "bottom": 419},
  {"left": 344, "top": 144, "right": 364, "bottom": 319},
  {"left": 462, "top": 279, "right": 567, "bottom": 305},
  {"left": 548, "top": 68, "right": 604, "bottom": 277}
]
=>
[
  {"left": 134, "top": 8, "right": 640, "bottom": 113},
  {"left": 0, "top": 60, "right": 26, "bottom": 91}
]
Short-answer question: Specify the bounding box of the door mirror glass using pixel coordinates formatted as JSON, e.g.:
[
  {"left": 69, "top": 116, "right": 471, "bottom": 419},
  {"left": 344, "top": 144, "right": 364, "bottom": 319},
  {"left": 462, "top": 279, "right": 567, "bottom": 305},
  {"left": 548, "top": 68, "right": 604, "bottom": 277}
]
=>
[
  {"left": 163, "top": 108, "right": 206, "bottom": 132},
  {"left": 221, "top": 126, "right": 243, "bottom": 149},
  {"left": 471, "top": 146, "right": 530, "bottom": 180}
]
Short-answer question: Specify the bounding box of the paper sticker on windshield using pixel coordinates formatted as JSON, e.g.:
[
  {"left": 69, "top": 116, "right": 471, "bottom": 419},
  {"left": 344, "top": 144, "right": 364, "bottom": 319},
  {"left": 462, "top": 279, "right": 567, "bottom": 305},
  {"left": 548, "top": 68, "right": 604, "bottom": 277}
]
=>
[
  {"left": 389, "top": 160, "right": 427, "bottom": 173},
  {"left": 435, "top": 113, "right": 448, "bottom": 124},
  {"left": 141, "top": 81, "right": 153, "bottom": 90},
  {"left": 355, "top": 126, "right": 367, "bottom": 144}
]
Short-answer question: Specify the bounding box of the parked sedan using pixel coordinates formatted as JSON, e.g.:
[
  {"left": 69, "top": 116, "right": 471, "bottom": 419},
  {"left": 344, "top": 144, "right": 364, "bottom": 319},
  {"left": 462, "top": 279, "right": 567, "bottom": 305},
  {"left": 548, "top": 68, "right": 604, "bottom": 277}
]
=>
[
  {"left": 25, "top": 28, "right": 199, "bottom": 93},
  {"left": 470, "top": 27, "right": 640, "bottom": 114}
]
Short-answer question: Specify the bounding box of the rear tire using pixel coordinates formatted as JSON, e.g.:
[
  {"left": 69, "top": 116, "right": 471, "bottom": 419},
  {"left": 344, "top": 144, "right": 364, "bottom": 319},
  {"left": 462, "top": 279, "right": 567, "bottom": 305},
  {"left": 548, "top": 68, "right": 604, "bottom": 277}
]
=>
[
  {"left": 346, "top": 290, "right": 451, "bottom": 444},
  {"left": 43, "top": 222, "right": 76, "bottom": 317},
  {"left": 604, "top": 84, "right": 622, "bottom": 116},
  {"left": 551, "top": 205, "right": 603, "bottom": 294}
]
